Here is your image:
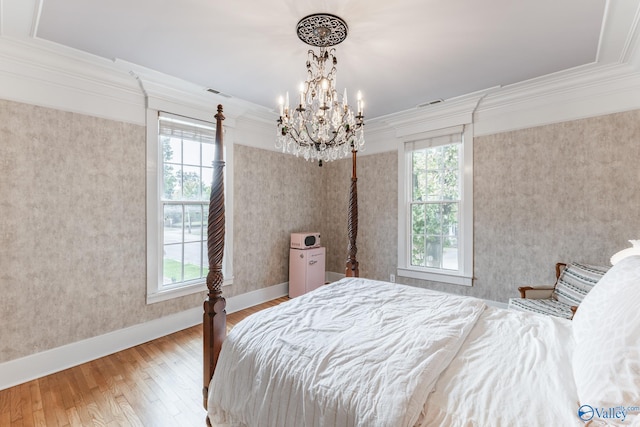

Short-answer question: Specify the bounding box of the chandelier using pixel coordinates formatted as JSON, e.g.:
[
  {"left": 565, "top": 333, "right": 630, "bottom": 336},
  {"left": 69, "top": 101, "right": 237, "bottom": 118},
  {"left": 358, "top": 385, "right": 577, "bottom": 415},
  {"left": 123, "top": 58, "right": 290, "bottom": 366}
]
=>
[{"left": 276, "top": 14, "right": 365, "bottom": 165}]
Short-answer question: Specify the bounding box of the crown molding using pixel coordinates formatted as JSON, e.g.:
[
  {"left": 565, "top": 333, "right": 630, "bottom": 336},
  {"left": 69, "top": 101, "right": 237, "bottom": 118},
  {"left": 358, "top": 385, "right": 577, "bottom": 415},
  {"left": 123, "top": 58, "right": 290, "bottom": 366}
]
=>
[
  {"left": 0, "top": 36, "right": 145, "bottom": 124},
  {"left": 121, "top": 60, "right": 236, "bottom": 128},
  {"left": 359, "top": 59, "right": 640, "bottom": 142},
  {"left": 473, "top": 61, "right": 640, "bottom": 136},
  {"left": 371, "top": 88, "right": 496, "bottom": 139},
  {"left": 0, "top": 36, "right": 277, "bottom": 129}
]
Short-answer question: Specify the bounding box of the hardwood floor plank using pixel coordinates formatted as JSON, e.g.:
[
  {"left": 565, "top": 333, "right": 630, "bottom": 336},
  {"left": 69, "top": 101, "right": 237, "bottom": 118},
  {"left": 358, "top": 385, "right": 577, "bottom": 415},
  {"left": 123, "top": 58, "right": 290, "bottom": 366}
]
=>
[
  {"left": 28, "top": 381, "right": 42, "bottom": 413},
  {"left": 69, "top": 364, "right": 97, "bottom": 426},
  {"left": 65, "top": 406, "right": 83, "bottom": 427},
  {"left": 18, "top": 383, "right": 34, "bottom": 427},
  {"left": 31, "top": 409, "right": 45, "bottom": 427},
  {"left": 10, "top": 382, "right": 23, "bottom": 423},
  {"left": 0, "top": 297, "right": 287, "bottom": 427},
  {"left": 114, "top": 392, "right": 144, "bottom": 427},
  {"left": 36, "top": 377, "right": 56, "bottom": 426},
  {"left": 0, "top": 386, "right": 11, "bottom": 421}
]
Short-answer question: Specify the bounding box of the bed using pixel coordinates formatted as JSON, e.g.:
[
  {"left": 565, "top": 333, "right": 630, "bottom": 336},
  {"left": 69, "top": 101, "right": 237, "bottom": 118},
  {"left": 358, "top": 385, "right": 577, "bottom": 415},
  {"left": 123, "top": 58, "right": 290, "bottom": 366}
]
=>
[{"left": 202, "top": 105, "right": 640, "bottom": 426}]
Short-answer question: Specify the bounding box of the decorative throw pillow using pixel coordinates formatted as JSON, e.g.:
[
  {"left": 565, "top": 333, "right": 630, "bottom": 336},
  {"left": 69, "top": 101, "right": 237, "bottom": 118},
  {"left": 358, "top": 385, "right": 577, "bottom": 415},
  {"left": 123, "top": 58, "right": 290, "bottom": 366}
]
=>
[
  {"left": 553, "top": 262, "right": 609, "bottom": 306},
  {"left": 572, "top": 255, "right": 640, "bottom": 421}
]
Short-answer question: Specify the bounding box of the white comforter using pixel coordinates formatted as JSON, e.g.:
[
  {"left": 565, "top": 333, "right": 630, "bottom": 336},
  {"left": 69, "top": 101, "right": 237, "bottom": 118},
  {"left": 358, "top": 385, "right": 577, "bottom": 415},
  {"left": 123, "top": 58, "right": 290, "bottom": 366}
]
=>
[
  {"left": 208, "top": 278, "right": 486, "bottom": 427},
  {"left": 421, "top": 306, "right": 581, "bottom": 427}
]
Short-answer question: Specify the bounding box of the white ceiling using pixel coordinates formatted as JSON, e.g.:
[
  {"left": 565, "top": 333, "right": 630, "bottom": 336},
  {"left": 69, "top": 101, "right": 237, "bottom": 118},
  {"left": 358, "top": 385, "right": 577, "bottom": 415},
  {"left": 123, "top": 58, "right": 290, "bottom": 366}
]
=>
[{"left": 6, "top": 0, "right": 611, "bottom": 119}]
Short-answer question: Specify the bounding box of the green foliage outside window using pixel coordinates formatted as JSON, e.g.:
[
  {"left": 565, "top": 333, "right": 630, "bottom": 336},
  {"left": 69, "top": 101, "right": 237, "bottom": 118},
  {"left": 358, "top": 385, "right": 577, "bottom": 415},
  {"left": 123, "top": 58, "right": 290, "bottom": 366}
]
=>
[{"left": 410, "top": 144, "right": 460, "bottom": 270}]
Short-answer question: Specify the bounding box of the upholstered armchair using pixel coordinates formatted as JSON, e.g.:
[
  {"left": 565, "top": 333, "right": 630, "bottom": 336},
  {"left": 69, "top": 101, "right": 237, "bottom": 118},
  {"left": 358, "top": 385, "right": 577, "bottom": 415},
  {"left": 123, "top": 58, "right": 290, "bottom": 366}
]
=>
[{"left": 508, "top": 262, "right": 609, "bottom": 319}]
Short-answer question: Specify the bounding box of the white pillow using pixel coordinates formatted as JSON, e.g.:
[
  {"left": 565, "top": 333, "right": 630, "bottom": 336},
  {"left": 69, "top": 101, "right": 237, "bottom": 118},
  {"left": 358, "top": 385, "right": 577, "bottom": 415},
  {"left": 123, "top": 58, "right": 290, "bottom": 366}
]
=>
[{"left": 572, "top": 255, "right": 640, "bottom": 421}]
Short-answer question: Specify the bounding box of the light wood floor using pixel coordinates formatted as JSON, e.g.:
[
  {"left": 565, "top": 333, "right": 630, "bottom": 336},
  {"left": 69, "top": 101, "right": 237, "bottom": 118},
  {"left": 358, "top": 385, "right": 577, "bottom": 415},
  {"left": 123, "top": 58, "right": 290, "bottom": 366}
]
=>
[{"left": 0, "top": 297, "right": 288, "bottom": 427}]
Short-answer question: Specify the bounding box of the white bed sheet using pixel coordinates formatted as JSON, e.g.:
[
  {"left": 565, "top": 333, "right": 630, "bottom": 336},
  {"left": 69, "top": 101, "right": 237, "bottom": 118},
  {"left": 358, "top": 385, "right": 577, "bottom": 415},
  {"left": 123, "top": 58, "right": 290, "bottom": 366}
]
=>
[
  {"left": 420, "top": 306, "right": 581, "bottom": 427},
  {"left": 208, "top": 278, "right": 486, "bottom": 427}
]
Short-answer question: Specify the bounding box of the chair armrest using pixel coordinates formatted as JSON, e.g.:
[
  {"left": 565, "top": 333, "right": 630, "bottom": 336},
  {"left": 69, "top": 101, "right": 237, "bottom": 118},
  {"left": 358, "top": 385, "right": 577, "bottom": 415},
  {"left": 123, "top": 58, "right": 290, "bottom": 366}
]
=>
[
  {"left": 570, "top": 305, "right": 578, "bottom": 320},
  {"left": 555, "top": 263, "right": 567, "bottom": 280},
  {"left": 518, "top": 286, "right": 555, "bottom": 299}
]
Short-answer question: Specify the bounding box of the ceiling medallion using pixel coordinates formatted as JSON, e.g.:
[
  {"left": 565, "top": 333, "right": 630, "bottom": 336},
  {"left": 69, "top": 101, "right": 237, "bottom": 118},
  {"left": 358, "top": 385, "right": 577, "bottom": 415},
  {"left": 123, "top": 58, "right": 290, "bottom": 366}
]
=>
[{"left": 296, "top": 13, "right": 348, "bottom": 47}]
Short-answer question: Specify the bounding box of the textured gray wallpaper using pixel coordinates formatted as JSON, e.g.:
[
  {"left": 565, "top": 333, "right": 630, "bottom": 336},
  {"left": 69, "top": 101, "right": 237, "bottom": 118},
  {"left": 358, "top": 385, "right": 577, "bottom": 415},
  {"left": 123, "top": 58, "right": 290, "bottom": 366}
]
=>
[
  {"left": 323, "top": 110, "right": 640, "bottom": 302},
  {"left": 322, "top": 152, "right": 398, "bottom": 280},
  {"left": 230, "top": 145, "right": 324, "bottom": 297},
  {"left": 0, "top": 99, "right": 205, "bottom": 363},
  {"left": 473, "top": 110, "right": 640, "bottom": 301},
  {"left": 0, "top": 100, "right": 324, "bottom": 363},
  {"left": 2, "top": 96, "right": 639, "bottom": 364}
]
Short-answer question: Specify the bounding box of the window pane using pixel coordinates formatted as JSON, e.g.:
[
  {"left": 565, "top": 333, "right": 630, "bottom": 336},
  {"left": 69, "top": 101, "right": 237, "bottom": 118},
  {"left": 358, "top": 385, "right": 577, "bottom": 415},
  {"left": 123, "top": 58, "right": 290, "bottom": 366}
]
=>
[
  {"left": 426, "top": 235, "right": 442, "bottom": 268},
  {"left": 183, "top": 242, "right": 204, "bottom": 281},
  {"left": 184, "top": 205, "right": 203, "bottom": 242},
  {"left": 164, "top": 163, "right": 182, "bottom": 200},
  {"left": 182, "top": 166, "right": 202, "bottom": 200},
  {"left": 411, "top": 204, "right": 425, "bottom": 234},
  {"left": 163, "top": 245, "right": 183, "bottom": 284},
  {"left": 163, "top": 205, "right": 183, "bottom": 244},
  {"left": 444, "top": 145, "right": 460, "bottom": 200},
  {"left": 442, "top": 203, "right": 458, "bottom": 235},
  {"left": 426, "top": 170, "right": 442, "bottom": 201},
  {"left": 202, "top": 167, "right": 213, "bottom": 199},
  {"left": 412, "top": 169, "right": 426, "bottom": 202},
  {"left": 442, "top": 167, "right": 459, "bottom": 200},
  {"left": 183, "top": 139, "right": 201, "bottom": 166},
  {"left": 427, "top": 145, "right": 443, "bottom": 170},
  {"left": 202, "top": 142, "right": 214, "bottom": 167},
  {"left": 163, "top": 137, "right": 182, "bottom": 164},
  {"left": 412, "top": 151, "right": 427, "bottom": 202},
  {"left": 411, "top": 235, "right": 425, "bottom": 267},
  {"left": 425, "top": 204, "right": 441, "bottom": 235},
  {"left": 442, "top": 144, "right": 459, "bottom": 168},
  {"left": 163, "top": 204, "right": 183, "bottom": 284},
  {"left": 443, "top": 237, "right": 458, "bottom": 271}
]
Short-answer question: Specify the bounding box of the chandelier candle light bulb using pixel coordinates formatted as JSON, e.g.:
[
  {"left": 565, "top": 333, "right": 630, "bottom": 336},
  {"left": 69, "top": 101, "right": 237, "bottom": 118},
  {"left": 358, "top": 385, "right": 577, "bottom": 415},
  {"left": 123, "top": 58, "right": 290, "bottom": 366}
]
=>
[
  {"left": 299, "top": 83, "right": 305, "bottom": 107},
  {"left": 276, "top": 13, "right": 365, "bottom": 165}
]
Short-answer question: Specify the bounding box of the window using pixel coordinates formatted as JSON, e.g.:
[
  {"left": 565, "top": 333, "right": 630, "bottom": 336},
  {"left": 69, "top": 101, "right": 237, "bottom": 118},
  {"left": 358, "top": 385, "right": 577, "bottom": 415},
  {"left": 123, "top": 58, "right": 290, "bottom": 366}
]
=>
[
  {"left": 147, "top": 111, "right": 233, "bottom": 303},
  {"left": 397, "top": 126, "right": 473, "bottom": 286}
]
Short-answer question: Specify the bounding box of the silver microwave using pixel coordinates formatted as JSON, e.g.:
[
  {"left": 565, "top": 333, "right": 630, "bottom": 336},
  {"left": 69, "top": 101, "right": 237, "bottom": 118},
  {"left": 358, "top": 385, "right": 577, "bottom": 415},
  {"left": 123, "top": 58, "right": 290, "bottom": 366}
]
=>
[{"left": 290, "top": 232, "right": 321, "bottom": 249}]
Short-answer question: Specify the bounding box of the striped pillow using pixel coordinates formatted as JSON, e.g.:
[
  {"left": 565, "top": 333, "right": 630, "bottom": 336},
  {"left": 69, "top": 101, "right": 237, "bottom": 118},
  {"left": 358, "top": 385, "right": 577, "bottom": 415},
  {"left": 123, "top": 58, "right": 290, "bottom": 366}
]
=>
[{"left": 553, "top": 262, "right": 609, "bottom": 306}]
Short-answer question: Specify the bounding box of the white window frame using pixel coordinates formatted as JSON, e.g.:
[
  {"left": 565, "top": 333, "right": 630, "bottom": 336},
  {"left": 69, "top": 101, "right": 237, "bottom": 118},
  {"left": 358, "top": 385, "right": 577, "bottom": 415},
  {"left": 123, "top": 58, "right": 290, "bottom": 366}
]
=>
[
  {"left": 146, "top": 108, "right": 234, "bottom": 304},
  {"left": 397, "top": 124, "right": 473, "bottom": 286}
]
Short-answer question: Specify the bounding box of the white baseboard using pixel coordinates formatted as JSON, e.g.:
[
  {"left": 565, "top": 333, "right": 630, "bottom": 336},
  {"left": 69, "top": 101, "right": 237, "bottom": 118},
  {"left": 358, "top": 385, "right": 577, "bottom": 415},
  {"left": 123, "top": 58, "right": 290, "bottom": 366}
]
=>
[
  {"left": 0, "top": 282, "right": 288, "bottom": 391},
  {"left": 225, "top": 282, "right": 288, "bottom": 313}
]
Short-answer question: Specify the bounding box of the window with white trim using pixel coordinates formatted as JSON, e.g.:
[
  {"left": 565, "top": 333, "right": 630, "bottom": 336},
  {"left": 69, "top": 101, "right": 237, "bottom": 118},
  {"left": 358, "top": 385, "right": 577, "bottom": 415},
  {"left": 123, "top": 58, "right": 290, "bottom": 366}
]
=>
[
  {"left": 146, "top": 111, "right": 233, "bottom": 303},
  {"left": 398, "top": 126, "right": 473, "bottom": 286}
]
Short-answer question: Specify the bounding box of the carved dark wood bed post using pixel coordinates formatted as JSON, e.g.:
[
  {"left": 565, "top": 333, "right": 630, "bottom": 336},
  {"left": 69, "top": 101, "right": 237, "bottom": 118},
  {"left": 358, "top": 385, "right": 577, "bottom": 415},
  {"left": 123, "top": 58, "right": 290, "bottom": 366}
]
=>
[
  {"left": 203, "top": 104, "right": 227, "bottom": 410},
  {"left": 345, "top": 145, "right": 359, "bottom": 277}
]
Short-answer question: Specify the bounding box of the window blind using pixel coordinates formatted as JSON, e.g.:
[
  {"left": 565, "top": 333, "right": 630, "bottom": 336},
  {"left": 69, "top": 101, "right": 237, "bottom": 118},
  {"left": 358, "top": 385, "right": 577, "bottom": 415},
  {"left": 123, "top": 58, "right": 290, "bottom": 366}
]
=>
[{"left": 158, "top": 111, "right": 216, "bottom": 145}]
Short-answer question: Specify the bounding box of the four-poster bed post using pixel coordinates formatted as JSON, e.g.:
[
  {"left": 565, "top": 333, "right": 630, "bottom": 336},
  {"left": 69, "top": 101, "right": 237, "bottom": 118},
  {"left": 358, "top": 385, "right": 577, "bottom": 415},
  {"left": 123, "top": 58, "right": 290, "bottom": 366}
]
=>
[
  {"left": 345, "top": 145, "right": 359, "bottom": 277},
  {"left": 203, "top": 104, "right": 227, "bottom": 410}
]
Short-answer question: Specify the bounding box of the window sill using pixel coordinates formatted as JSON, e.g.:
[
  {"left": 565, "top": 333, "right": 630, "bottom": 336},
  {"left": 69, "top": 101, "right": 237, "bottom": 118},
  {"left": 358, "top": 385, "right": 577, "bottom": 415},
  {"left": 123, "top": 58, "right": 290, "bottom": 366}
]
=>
[
  {"left": 146, "top": 277, "right": 233, "bottom": 304},
  {"left": 396, "top": 268, "right": 473, "bottom": 287}
]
